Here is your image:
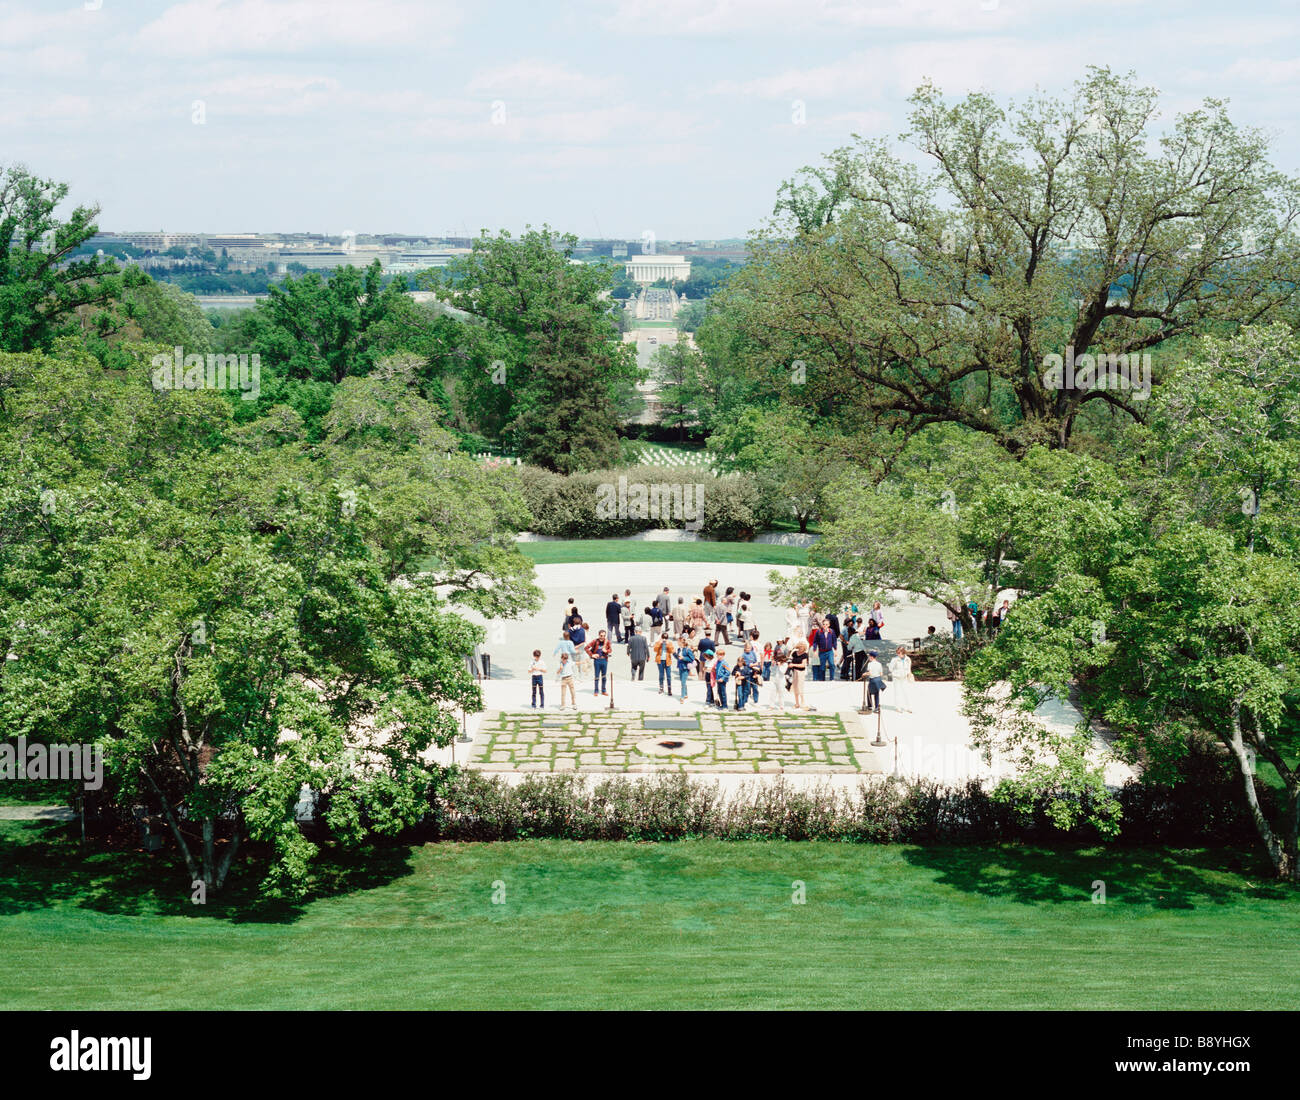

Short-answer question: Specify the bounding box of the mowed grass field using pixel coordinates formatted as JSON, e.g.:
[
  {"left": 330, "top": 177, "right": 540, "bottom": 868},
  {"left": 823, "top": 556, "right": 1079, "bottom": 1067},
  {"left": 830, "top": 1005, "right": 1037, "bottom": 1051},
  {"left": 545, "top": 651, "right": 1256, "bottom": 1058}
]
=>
[
  {"left": 2, "top": 820, "right": 1296, "bottom": 1010},
  {"left": 519, "top": 539, "right": 808, "bottom": 566}
]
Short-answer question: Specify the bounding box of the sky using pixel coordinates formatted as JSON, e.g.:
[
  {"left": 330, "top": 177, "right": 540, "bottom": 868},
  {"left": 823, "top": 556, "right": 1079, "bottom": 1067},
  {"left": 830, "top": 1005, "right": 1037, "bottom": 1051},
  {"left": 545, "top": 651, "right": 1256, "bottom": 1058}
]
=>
[{"left": 2, "top": 0, "right": 1298, "bottom": 240}]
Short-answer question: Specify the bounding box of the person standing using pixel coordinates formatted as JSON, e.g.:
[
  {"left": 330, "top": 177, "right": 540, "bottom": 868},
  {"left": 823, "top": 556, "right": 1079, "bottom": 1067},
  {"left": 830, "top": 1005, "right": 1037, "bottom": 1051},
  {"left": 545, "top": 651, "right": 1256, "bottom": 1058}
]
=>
[
  {"left": 646, "top": 603, "right": 664, "bottom": 645},
  {"left": 656, "top": 586, "right": 672, "bottom": 621},
  {"left": 703, "top": 650, "right": 717, "bottom": 706},
  {"left": 865, "top": 651, "right": 885, "bottom": 713},
  {"left": 623, "top": 595, "right": 638, "bottom": 646},
  {"left": 947, "top": 605, "right": 963, "bottom": 640},
  {"left": 528, "top": 650, "right": 546, "bottom": 708},
  {"left": 848, "top": 629, "right": 868, "bottom": 682},
  {"left": 654, "top": 633, "right": 676, "bottom": 695},
  {"left": 869, "top": 601, "right": 886, "bottom": 635},
  {"left": 557, "top": 652, "right": 576, "bottom": 709},
  {"left": 768, "top": 638, "right": 790, "bottom": 711},
  {"left": 675, "top": 638, "right": 696, "bottom": 704},
  {"left": 788, "top": 641, "right": 809, "bottom": 710},
  {"left": 717, "top": 587, "right": 736, "bottom": 642},
  {"left": 672, "top": 597, "right": 688, "bottom": 639},
  {"left": 553, "top": 631, "right": 576, "bottom": 665},
  {"left": 888, "top": 646, "right": 914, "bottom": 713},
  {"left": 587, "top": 630, "right": 612, "bottom": 695},
  {"left": 570, "top": 621, "right": 590, "bottom": 678},
  {"left": 735, "top": 656, "right": 759, "bottom": 710},
  {"left": 703, "top": 579, "right": 718, "bottom": 608},
  {"left": 713, "top": 649, "right": 730, "bottom": 710},
  {"left": 628, "top": 626, "right": 650, "bottom": 681},
  {"left": 606, "top": 594, "right": 623, "bottom": 644},
  {"left": 814, "top": 620, "right": 837, "bottom": 682},
  {"left": 697, "top": 632, "right": 716, "bottom": 679}
]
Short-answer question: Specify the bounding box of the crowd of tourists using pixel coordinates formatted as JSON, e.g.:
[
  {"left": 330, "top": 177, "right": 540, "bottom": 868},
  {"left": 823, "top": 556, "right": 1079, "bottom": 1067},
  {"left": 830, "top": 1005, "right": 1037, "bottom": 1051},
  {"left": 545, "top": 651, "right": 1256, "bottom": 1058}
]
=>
[{"left": 517, "top": 581, "right": 1009, "bottom": 714}]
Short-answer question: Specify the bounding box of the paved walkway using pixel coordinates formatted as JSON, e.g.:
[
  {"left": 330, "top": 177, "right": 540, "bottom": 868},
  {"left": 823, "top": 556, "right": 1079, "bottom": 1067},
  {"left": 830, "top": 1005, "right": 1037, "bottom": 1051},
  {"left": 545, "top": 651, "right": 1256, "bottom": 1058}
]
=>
[
  {"left": 471, "top": 708, "right": 875, "bottom": 774},
  {"left": 439, "top": 674, "right": 1134, "bottom": 790}
]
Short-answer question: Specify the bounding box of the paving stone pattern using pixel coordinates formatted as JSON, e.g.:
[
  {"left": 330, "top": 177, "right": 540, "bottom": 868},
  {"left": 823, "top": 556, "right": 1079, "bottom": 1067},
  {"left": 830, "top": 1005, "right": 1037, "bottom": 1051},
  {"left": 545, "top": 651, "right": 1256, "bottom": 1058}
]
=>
[{"left": 470, "top": 710, "right": 878, "bottom": 774}]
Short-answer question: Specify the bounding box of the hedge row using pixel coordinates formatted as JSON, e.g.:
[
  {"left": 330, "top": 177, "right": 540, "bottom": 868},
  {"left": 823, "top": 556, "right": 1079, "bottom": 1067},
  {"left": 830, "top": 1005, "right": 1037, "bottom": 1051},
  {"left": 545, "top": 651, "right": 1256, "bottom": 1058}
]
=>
[
  {"left": 513, "top": 464, "right": 762, "bottom": 540},
  {"left": 420, "top": 764, "right": 1276, "bottom": 847}
]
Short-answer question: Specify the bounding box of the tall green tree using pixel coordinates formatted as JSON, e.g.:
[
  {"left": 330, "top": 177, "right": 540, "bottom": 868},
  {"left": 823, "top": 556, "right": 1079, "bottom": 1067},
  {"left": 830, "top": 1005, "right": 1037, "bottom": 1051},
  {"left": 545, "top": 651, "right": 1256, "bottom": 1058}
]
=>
[
  {"left": 714, "top": 68, "right": 1300, "bottom": 460},
  {"left": 0, "top": 165, "right": 145, "bottom": 352},
  {"left": 240, "top": 261, "right": 426, "bottom": 436},
  {"left": 0, "top": 345, "right": 533, "bottom": 897},
  {"left": 708, "top": 406, "right": 843, "bottom": 532},
  {"left": 429, "top": 228, "right": 640, "bottom": 471}
]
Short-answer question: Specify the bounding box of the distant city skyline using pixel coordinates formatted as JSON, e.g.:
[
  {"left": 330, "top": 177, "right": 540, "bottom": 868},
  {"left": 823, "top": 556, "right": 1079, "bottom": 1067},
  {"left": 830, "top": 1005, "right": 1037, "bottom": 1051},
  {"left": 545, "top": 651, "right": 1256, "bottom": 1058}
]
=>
[{"left": 4, "top": 0, "right": 1297, "bottom": 240}]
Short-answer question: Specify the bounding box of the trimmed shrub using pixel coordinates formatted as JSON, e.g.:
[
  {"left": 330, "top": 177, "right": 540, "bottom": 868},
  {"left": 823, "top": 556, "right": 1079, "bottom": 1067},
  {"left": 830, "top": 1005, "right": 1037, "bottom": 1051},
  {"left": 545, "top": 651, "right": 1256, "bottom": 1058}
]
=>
[
  {"left": 511, "top": 464, "right": 726, "bottom": 539},
  {"left": 426, "top": 764, "right": 1274, "bottom": 849},
  {"left": 697, "top": 475, "right": 761, "bottom": 541}
]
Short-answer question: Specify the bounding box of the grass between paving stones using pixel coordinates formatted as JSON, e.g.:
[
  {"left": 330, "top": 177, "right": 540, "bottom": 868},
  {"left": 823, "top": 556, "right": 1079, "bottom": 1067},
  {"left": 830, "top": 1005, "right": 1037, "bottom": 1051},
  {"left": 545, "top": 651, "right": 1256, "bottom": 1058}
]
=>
[
  {"left": 518, "top": 539, "right": 807, "bottom": 566},
  {"left": 2, "top": 818, "right": 1295, "bottom": 1010},
  {"left": 474, "top": 710, "right": 855, "bottom": 772}
]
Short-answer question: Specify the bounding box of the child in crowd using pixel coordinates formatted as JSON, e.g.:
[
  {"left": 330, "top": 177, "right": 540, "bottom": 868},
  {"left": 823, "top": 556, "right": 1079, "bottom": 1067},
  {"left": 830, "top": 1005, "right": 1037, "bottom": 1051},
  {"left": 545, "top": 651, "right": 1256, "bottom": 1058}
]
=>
[{"left": 528, "top": 650, "right": 546, "bottom": 708}]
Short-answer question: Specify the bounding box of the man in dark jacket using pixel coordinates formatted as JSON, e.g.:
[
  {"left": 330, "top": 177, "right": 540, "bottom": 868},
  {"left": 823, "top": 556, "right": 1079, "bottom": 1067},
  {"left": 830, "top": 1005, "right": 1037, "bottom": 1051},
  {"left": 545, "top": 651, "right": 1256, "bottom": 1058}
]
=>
[
  {"left": 627, "top": 627, "right": 650, "bottom": 680},
  {"left": 606, "top": 594, "right": 624, "bottom": 643}
]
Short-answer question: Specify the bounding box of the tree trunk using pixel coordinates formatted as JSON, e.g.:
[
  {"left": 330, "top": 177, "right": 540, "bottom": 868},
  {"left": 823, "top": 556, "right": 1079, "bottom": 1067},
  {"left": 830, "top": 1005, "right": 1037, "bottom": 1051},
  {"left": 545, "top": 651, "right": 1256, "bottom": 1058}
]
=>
[{"left": 1225, "top": 699, "right": 1293, "bottom": 880}]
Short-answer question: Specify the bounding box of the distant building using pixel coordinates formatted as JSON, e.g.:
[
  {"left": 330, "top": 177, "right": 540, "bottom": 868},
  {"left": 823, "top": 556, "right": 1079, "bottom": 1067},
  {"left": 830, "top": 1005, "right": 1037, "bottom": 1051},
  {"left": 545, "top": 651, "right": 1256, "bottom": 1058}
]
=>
[
  {"left": 383, "top": 248, "right": 469, "bottom": 276},
  {"left": 625, "top": 254, "right": 691, "bottom": 285},
  {"left": 206, "top": 234, "right": 263, "bottom": 250},
  {"left": 114, "top": 231, "right": 205, "bottom": 252}
]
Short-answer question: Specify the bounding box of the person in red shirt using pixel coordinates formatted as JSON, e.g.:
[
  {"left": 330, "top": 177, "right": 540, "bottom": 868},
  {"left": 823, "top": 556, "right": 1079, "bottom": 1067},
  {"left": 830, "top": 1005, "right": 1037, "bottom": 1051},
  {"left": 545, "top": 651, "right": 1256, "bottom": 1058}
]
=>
[{"left": 586, "top": 630, "right": 613, "bottom": 695}]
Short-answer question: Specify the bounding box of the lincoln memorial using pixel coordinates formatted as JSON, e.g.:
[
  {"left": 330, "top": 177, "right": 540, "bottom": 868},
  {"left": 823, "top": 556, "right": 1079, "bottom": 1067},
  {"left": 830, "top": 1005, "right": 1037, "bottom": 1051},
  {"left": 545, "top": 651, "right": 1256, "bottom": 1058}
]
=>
[{"left": 625, "top": 254, "right": 691, "bottom": 285}]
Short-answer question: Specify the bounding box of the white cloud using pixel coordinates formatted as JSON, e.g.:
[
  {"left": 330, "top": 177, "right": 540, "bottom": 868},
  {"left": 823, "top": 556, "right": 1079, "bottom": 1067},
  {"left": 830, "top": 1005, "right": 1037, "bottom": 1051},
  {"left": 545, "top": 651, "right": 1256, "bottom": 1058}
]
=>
[
  {"left": 466, "top": 60, "right": 611, "bottom": 100},
  {"left": 602, "top": 0, "right": 1025, "bottom": 36},
  {"left": 714, "top": 38, "right": 1067, "bottom": 101},
  {"left": 135, "top": 0, "right": 461, "bottom": 56}
]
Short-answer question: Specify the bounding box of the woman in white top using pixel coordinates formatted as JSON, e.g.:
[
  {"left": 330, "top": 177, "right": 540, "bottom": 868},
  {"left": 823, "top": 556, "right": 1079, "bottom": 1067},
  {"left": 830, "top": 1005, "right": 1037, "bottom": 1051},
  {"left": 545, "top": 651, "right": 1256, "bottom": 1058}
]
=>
[
  {"left": 888, "top": 646, "right": 914, "bottom": 713},
  {"left": 768, "top": 639, "right": 790, "bottom": 711},
  {"left": 785, "top": 603, "right": 799, "bottom": 635},
  {"left": 796, "top": 600, "right": 811, "bottom": 638}
]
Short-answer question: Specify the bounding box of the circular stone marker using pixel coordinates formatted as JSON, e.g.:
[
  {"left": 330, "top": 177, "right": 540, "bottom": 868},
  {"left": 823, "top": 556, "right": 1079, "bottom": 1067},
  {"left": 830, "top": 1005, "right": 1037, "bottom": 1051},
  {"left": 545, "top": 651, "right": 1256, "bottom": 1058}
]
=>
[{"left": 634, "top": 736, "right": 708, "bottom": 758}]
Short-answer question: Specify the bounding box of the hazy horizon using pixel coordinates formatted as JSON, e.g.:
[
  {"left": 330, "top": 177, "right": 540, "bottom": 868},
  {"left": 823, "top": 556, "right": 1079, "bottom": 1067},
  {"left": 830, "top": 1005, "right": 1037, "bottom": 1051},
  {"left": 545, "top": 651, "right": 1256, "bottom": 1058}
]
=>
[{"left": 4, "top": 0, "right": 1298, "bottom": 241}]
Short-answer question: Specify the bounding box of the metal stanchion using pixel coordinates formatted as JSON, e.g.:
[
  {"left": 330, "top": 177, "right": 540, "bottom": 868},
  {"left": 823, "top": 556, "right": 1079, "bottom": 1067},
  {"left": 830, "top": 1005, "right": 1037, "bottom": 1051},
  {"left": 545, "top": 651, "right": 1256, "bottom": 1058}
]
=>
[
  {"left": 872, "top": 689, "right": 888, "bottom": 746},
  {"left": 856, "top": 662, "right": 870, "bottom": 715}
]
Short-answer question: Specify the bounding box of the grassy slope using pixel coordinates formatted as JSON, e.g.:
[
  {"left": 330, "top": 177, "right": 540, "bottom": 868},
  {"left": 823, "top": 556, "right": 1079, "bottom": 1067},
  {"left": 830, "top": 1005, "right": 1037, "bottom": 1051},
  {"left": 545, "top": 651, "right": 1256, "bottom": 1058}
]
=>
[
  {"left": 2, "top": 821, "right": 1295, "bottom": 1010},
  {"left": 519, "top": 539, "right": 807, "bottom": 566}
]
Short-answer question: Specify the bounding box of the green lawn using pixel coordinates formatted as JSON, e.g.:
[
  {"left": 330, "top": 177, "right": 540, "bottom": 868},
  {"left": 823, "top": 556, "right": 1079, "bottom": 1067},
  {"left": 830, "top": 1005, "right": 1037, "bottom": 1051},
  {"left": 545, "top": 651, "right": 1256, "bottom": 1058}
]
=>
[
  {"left": 2, "top": 819, "right": 1295, "bottom": 1010},
  {"left": 519, "top": 539, "right": 807, "bottom": 566}
]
